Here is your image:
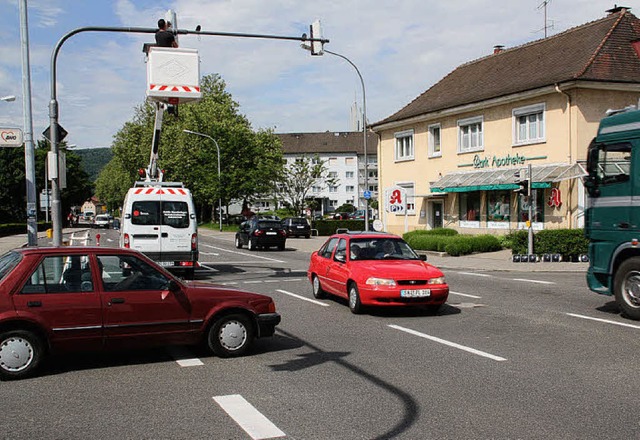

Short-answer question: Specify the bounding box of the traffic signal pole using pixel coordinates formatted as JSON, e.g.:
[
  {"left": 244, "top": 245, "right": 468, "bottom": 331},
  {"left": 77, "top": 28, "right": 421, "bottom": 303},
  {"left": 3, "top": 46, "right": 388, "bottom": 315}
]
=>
[
  {"left": 48, "top": 25, "right": 329, "bottom": 246},
  {"left": 527, "top": 163, "right": 533, "bottom": 255}
]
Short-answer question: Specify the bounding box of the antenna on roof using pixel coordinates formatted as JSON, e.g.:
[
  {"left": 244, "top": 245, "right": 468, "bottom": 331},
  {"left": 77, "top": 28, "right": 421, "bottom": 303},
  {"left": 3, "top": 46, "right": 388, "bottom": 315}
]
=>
[{"left": 536, "top": 0, "right": 554, "bottom": 38}]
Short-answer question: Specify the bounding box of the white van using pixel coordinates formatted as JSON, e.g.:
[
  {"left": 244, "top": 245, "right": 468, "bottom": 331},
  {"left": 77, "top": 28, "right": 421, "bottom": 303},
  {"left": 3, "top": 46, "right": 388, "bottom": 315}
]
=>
[{"left": 120, "top": 181, "right": 198, "bottom": 277}]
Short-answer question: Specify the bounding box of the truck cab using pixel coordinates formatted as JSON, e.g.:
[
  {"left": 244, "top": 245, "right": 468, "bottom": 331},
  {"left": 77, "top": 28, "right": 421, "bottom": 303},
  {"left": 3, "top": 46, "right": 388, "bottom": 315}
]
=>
[{"left": 585, "top": 107, "right": 640, "bottom": 318}]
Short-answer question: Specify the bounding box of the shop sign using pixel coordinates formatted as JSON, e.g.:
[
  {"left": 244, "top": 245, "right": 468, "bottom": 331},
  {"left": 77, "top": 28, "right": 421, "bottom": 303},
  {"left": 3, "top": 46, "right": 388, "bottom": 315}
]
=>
[
  {"left": 384, "top": 186, "right": 406, "bottom": 214},
  {"left": 473, "top": 153, "right": 527, "bottom": 169},
  {"left": 547, "top": 188, "right": 562, "bottom": 208}
]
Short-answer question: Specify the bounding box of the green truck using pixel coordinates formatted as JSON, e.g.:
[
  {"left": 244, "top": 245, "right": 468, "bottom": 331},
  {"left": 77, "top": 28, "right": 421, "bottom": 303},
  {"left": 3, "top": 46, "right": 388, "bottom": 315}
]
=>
[{"left": 585, "top": 106, "right": 640, "bottom": 319}]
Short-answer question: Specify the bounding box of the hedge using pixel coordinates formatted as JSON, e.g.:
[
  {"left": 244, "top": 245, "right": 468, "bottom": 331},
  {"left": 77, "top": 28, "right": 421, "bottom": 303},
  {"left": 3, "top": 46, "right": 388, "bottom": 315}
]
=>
[
  {"left": 403, "top": 231, "right": 502, "bottom": 256},
  {"left": 0, "top": 222, "right": 52, "bottom": 237},
  {"left": 312, "top": 220, "right": 366, "bottom": 236},
  {"left": 504, "top": 229, "right": 589, "bottom": 257}
]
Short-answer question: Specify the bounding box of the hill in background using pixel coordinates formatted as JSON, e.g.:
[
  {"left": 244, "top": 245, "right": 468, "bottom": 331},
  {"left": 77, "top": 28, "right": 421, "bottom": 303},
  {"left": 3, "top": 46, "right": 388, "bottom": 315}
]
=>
[{"left": 74, "top": 147, "right": 113, "bottom": 182}]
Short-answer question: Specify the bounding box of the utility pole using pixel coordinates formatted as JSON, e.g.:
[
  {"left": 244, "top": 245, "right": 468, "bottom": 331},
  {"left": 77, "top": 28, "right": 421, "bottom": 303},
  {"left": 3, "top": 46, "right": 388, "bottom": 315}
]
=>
[{"left": 527, "top": 163, "right": 534, "bottom": 255}]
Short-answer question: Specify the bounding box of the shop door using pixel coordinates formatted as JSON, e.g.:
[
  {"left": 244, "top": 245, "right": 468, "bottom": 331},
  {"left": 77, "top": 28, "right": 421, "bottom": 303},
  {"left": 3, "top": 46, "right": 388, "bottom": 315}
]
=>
[{"left": 432, "top": 202, "right": 443, "bottom": 229}]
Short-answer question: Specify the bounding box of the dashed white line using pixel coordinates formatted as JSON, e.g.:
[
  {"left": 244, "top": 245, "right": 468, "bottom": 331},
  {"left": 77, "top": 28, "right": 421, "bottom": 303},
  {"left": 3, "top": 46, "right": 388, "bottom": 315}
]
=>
[
  {"left": 457, "top": 272, "right": 492, "bottom": 278},
  {"left": 213, "top": 394, "right": 286, "bottom": 440},
  {"left": 512, "top": 278, "right": 555, "bottom": 285},
  {"left": 167, "top": 347, "right": 204, "bottom": 367},
  {"left": 567, "top": 313, "right": 640, "bottom": 329},
  {"left": 450, "top": 291, "right": 482, "bottom": 299},
  {"left": 388, "top": 324, "right": 507, "bottom": 362},
  {"left": 200, "top": 244, "right": 284, "bottom": 263},
  {"left": 276, "top": 289, "right": 330, "bottom": 306}
]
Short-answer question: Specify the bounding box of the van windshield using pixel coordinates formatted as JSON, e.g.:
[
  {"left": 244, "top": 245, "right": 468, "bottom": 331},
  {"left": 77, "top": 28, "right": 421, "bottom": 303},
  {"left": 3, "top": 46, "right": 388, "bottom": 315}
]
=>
[{"left": 131, "top": 201, "right": 189, "bottom": 228}]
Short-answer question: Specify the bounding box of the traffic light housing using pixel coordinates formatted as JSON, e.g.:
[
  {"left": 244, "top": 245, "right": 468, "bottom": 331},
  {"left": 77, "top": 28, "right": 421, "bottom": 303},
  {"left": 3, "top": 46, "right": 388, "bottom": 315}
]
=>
[{"left": 515, "top": 179, "right": 529, "bottom": 197}]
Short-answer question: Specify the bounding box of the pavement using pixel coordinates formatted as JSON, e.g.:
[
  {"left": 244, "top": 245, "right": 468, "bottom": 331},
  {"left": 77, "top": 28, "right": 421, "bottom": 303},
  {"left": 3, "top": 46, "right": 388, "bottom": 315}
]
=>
[{"left": 1, "top": 228, "right": 588, "bottom": 273}]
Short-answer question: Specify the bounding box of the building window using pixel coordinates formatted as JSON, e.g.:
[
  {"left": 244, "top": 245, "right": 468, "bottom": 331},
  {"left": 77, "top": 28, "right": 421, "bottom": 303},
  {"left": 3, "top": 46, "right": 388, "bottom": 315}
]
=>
[
  {"left": 369, "top": 184, "right": 378, "bottom": 192},
  {"left": 397, "top": 182, "right": 415, "bottom": 214},
  {"left": 428, "top": 123, "right": 441, "bottom": 157},
  {"left": 513, "top": 103, "right": 545, "bottom": 145},
  {"left": 328, "top": 171, "right": 338, "bottom": 179},
  {"left": 395, "top": 130, "right": 414, "bottom": 161},
  {"left": 368, "top": 170, "right": 378, "bottom": 179},
  {"left": 346, "top": 185, "right": 355, "bottom": 192},
  {"left": 487, "top": 191, "right": 511, "bottom": 222},
  {"left": 328, "top": 157, "right": 338, "bottom": 166},
  {"left": 329, "top": 186, "right": 338, "bottom": 193},
  {"left": 312, "top": 186, "right": 321, "bottom": 193},
  {"left": 459, "top": 192, "right": 480, "bottom": 221},
  {"left": 518, "top": 190, "right": 545, "bottom": 223},
  {"left": 346, "top": 171, "right": 354, "bottom": 179},
  {"left": 345, "top": 157, "right": 355, "bottom": 166},
  {"left": 329, "top": 200, "right": 338, "bottom": 207},
  {"left": 458, "top": 116, "right": 483, "bottom": 153}
]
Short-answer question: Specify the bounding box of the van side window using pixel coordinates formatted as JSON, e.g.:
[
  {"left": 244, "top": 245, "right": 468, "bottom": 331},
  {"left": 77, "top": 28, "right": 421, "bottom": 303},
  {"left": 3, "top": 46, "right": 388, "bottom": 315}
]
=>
[{"left": 132, "top": 201, "right": 161, "bottom": 226}]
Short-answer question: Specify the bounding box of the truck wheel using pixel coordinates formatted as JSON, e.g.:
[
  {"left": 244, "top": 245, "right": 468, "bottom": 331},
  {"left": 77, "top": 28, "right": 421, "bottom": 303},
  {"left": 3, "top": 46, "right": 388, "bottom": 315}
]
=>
[
  {"left": 0, "top": 330, "right": 44, "bottom": 380},
  {"left": 614, "top": 257, "right": 640, "bottom": 320},
  {"left": 207, "top": 314, "right": 254, "bottom": 357}
]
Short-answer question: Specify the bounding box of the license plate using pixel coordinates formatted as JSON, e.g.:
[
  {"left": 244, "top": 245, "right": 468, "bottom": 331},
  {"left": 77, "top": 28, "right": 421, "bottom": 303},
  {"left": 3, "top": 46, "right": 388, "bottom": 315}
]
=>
[
  {"left": 158, "top": 261, "right": 174, "bottom": 267},
  {"left": 400, "top": 289, "right": 431, "bottom": 298},
  {"left": 266, "top": 232, "right": 277, "bottom": 235},
  {"left": 297, "top": 226, "right": 304, "bottom": 228}
]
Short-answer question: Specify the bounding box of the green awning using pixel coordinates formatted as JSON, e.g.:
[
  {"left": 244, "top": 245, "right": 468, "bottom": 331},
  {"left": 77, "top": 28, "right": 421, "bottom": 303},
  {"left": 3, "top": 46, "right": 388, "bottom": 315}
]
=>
[{"left": 430, "top": 163, "right": 585, "bottom": 193}]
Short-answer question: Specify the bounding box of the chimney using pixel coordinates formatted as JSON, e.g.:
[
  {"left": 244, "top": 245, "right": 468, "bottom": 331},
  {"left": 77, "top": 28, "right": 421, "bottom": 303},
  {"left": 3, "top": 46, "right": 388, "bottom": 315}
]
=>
[
  {"left": 493, "top": 45, "right": 505, "bottom": 55},
  {"left": 606, "top": 5, "right": 630, "bottom": 15}
]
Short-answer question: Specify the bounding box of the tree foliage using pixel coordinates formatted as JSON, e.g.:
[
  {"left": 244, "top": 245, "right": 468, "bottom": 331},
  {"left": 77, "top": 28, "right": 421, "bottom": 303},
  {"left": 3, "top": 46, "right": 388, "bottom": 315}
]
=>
[
  {"left": 276, "top": 155, "right": 337, "bottom": 216},
  {"left": 95, "top": 74, "right": 284, "bottom": 221}
]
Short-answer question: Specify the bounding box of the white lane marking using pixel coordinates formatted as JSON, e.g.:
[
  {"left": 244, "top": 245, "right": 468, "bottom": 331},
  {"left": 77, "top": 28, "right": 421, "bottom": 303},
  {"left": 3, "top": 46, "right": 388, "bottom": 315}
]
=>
[
  {"left": 512, "top": 278, "right": 555, "bottom": 285},
  {"left": 457, "top": 272, "right": 492, "bottom": 278},
  {"left": 213, "top": 394, "right": 286, "bottom": 440},
  {"left": 388, "top": 324, "right": 507, "bottom": 362},
  {"left": 167, "top": 347, "right": 204, "bottom": 367},
  {"left": 450, "top": 291, "right": 482, "bottom": 299},
  {"left": 276, "top": 289, "right": 330, "bottom": 307},
  {"left": 200, "top": 252, "right": 220, "bottom": 256},
  {"left": 244, "top": 281, "right": 262, "bottom": 284},
  {"left": 200, "top": 244, "right": 284, "bottom": 263},
  {"left": 198, "top": 264, "right": 218, "bottom": 273},
  {"left": 567, "top": 313, "right": 640, "bottom": 329}
]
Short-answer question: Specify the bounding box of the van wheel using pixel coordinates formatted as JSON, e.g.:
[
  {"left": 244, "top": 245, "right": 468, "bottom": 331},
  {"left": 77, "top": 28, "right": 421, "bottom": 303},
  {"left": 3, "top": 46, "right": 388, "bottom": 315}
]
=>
[
  {"left": 0, "top": 330, "right": 44, "bottom": 380},
  {"left": 235, "top": 236, "right": 243, "bottom": 249}
]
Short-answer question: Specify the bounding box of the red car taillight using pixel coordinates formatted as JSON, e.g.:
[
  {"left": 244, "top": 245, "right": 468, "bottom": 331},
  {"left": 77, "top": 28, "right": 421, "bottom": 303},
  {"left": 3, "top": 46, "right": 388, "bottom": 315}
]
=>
[
  {"left": 191, "top": 233, "right": 197, "bottom": 251},
  {"left": 123, "top": 233, "right": 130, "bottom": 248},
  {"left": 254, "top": 230, "right": 265, "bottom": 237},
  {"left": 267, "top": 301, "right": 276, "bottom": 313},
  {"left": 279, "top": 230, "right": 287, "bottom": 237}
]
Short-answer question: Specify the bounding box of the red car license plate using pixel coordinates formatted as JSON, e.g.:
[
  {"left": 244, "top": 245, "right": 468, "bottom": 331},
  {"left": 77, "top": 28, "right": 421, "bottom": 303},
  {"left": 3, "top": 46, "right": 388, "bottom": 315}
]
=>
[{"left": 400, "top": 289, "right": 431, "bottom": 298}]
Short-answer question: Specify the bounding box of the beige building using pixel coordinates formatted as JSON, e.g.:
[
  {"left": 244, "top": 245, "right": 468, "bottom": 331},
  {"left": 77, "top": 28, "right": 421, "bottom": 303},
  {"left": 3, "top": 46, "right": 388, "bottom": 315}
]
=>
[{"left": 371, "top": 7, "right": 640, "bottom": 235}]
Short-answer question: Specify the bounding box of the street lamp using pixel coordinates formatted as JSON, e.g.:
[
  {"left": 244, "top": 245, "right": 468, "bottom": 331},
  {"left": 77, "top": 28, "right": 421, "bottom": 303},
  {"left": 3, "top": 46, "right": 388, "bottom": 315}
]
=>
[
  {"left": 302, "top": 45, "right": 370, "bottom": 231},
  {"left": 183, "top": 129, "right": 223, "bottom": 232},
  {"left": 0, "top": 95, "right": 16, "bottom": 102}
]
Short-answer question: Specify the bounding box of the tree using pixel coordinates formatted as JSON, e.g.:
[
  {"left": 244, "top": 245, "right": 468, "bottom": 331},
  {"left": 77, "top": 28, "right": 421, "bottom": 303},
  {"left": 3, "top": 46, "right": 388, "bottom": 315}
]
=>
[
  {"left": 96, "top": 74, "right": 284, "bottom": 222},
  {"left": 276, "top": 155, "right": 337, "bottom": 216}
]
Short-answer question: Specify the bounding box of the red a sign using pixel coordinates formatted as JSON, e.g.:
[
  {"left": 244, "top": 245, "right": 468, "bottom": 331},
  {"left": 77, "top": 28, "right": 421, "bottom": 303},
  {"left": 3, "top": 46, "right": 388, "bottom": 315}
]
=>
[{"left": 547, "top": 188, "right": 562, "bottom": 208}]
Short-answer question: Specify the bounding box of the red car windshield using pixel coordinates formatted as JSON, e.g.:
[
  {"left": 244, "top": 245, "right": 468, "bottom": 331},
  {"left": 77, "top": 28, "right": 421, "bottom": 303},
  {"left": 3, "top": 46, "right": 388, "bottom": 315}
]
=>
[{"left": 349, "top": 238, "right": 420, "bottom": 261}]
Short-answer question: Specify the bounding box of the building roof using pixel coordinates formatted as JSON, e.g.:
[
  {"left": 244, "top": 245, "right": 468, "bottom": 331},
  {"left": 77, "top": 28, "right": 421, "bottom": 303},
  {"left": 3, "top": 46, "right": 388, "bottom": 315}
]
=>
[
  {"left": 276, "top": 131, "right": 377, "bottom": 156},
  {"left": 373, "top": 8, "right": 640, "bottom": 128}
]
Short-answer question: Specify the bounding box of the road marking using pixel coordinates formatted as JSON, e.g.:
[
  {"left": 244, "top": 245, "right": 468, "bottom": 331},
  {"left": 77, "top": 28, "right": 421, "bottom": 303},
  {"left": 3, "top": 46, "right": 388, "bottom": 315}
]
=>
[
  {"left": 512, "top": 278, "right": 555, "bottom": 285},
  {"left": 457, "top": 272, "right": 492, "bottom": 278},
  {"left": 199, "top": 251, "right": 220, "bottom": 256},
  {"left": 167, "top": 347, "right": 204, "bottom": 367},
  {"left": 213, "top": 394, "right": 286, "bottom": 439},
  {"left": 450, "top": 291, "right": 482, "bottom": 299},
  {"left": 276, "top": 289, "right": 330, "bottom": 306},
  {"left": 388, "top": 324, "right": 507, "bottom": 362},
  {"left": 200, "top": 244, "right": 284, "bottom": 263},
  {"left": 567, "top": 313, "right": 640, "bottom": 329}
]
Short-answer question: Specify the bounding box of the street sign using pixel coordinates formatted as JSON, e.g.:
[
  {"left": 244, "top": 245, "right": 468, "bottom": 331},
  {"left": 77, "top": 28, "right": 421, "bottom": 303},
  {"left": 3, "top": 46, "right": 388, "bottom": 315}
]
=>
[
  {"left": 363, "top": 190, "right": 371, "bottom": 200},
  {"left": 0, "top": 128, "right": 23, "bottom": 147},
  {"left": 42, "top": 123, "right": 68, "bottom": 142},
  {"left": 39, "top": 189, "right": 51, "bottom": 210},
  {"left": 384, "top": 186, "right": 407, "bottom": 214}
]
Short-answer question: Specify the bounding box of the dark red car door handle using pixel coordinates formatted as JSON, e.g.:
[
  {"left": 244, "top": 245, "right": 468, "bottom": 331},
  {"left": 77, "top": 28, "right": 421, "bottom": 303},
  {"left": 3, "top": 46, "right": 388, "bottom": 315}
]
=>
[
  {"left": 109, "top": 298, "right": 125, "bottom": 305},
  {"left": 27, "top": 301, "right": 42, "bottom": 307}
]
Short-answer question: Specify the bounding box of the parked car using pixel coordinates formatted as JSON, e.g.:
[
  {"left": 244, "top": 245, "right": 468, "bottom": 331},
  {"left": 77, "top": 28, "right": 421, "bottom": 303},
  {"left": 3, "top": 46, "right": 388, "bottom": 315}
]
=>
[
  {"left": 235, "top": 217, "right": 287, "bottom": 251},
  {"left": 0, "top": 246, "right": 281, "bottom": 380},
  {"left": 93, "top": 214, "right": 110, "bottom": 229},
  {"left": 333, "top": 212, "right": 351, "bottom": 220},
  {"left": 282, "top": 217, "right": 311, "bottom": 238},
  {"left": 307, "top": 232, "right": 449, "bottom": 314}
]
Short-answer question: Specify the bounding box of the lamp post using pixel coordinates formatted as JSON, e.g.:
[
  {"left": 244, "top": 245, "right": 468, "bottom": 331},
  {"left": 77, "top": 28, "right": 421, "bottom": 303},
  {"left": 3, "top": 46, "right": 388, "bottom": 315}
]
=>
[
  {"left": 183, "top": 129, "right": 222, "bottom": 232},
  {"left": 303, "top": 46, "right": 369, "bottom": 231}
]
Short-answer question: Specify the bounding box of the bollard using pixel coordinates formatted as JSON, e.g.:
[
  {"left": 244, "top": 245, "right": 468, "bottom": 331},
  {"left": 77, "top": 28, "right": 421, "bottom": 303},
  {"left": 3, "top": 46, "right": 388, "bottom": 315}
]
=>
[
  {"left": 96, "top": 234, "right": 101, "bottom": 246},
  {"left": 46, "top": 228, "right": 53, "bottom": 239}
]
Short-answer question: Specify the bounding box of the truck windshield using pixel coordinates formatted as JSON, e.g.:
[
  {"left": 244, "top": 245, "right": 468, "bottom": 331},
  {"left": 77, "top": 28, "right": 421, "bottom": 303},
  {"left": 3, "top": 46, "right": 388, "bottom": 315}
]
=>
[{"left": 591, "top": 142, "right": 631, "bottom": 185}]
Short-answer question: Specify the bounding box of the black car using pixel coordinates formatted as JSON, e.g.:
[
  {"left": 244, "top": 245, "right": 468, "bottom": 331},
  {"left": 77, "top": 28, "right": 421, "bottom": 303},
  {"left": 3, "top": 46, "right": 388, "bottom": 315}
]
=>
[
  {"left": 282, "top": 217, "right": 311, "bottom": 238},
  {"left": 235, "top": 217, "right": 287, "bottom": 251}
]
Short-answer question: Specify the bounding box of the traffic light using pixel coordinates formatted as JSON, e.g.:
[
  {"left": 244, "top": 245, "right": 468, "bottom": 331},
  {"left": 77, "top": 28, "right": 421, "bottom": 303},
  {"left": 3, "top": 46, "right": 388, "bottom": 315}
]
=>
[
  {"left": 515, "top": 179, "right": 529, "bottom": 197},
  {"left": 310, "top": 19, "right": 324, "bottom": 55}
]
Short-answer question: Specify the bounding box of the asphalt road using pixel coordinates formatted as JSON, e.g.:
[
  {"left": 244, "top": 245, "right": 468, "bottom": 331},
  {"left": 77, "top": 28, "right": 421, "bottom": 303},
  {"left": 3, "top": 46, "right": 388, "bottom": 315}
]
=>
[{"left": 2, "top": 228, "right": 638, "bottom": 439}]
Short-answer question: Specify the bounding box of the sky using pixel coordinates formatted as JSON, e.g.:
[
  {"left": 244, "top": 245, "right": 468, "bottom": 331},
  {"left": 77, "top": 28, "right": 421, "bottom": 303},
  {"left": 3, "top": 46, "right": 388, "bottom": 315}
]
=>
[{"left": 0, "top": 0, "right": 637, "bottom": 149}]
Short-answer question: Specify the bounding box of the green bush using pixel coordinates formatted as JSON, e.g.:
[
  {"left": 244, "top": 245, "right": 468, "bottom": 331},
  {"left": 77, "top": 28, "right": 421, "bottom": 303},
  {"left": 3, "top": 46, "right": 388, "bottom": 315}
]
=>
[
  {"left": 471, "top": 234, "right": 503, "bottom": 253},
  {"left": 444, "top": 237, "right": 475, "bottom": 256},
  {"left": 403, "top": 228, "right": 458, "bottom": 241},
  {"left": 0, "top": 222, "right": 52, "bottom": 237},
  {"left": 504, "top": 228, "right": 588, "bottom": 257},
  {"left": 504, "top": 230, "right": 529, "bottom": 254},
  {"left": 406, "top": 232, "right": 501, "bottom": 255},
  {"left": 405, "top": 234, "right": 451, "bottom": 252},
  {"left": 312, "top": 220, "right": 365, "bottom": 236}
]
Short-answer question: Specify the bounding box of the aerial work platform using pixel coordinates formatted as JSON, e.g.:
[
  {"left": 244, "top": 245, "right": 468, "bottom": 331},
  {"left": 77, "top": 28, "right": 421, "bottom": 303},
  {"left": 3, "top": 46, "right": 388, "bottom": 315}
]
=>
[{"left": 146, "top": 47, "right": 201, "bottom": 105}]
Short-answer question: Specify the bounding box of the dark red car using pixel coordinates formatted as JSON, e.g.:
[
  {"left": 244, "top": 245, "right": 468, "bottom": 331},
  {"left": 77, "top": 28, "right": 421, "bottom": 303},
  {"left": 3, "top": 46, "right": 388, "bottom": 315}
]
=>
[
  {"left": 307, "top": 232, "right": 449, "bottom": 314},
  {"left": 0, "top": 246, "right": 280, "bottom": 380}
]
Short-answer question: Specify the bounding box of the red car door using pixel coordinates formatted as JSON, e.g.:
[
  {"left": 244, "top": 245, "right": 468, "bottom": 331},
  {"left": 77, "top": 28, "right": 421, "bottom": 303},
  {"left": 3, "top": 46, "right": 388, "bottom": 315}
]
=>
[
  {"left": 325, "top": 238, "right": 350, "bottom": 298},
  {"left": 96, "top": 254, "right": 195, "bottom": 348},
  {"left": 13, "top": 254, "right": 103, "bottom": 351}
]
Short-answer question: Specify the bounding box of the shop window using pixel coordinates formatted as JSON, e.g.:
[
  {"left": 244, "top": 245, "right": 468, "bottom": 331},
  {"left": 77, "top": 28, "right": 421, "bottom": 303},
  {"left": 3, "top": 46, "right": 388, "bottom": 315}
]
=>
[
  {"left": 518, "top": 189, "right": 545, "bottom": 223},
  {"left": 487, "top": 191, "right": 511, "bottom": 222},
  {"left": 458, "top": 116, "right": 483, "bottom": 153},
  {"left": 395, "top": 130, "right": 414, "bottom": 161},
  {"left": 459, "top": 192, "right": 481, "bottom": 221},
  {"left": 513, "top": 103, "right": 545, "bottom": 145}
]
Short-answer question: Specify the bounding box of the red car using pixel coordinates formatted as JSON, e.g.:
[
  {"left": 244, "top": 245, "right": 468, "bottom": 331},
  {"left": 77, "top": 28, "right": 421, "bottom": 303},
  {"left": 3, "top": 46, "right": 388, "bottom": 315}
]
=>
[
  {"left": 0, "top": 246, "right": 280, "bottom": 380},
  {"left": 307, "top": 232, "right": 449, "bottom": 314}
]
